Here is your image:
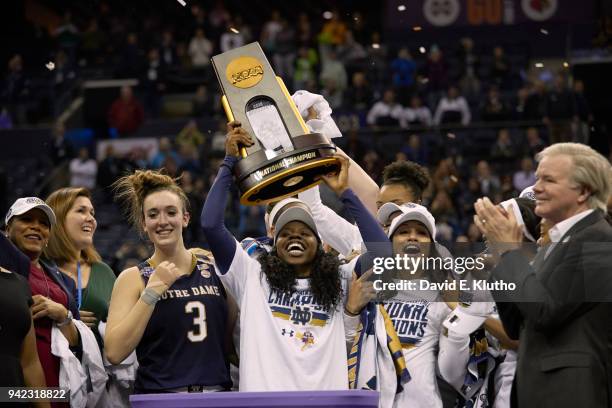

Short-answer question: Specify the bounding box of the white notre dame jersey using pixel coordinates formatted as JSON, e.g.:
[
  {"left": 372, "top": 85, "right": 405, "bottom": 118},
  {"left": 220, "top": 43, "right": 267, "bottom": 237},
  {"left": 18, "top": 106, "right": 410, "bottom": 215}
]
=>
[
  {"left": 216, "top": 240, "right": 353, "bottom": 391},
  {"left": 384, "top": 288, "right": 451, "bottom": 408}
]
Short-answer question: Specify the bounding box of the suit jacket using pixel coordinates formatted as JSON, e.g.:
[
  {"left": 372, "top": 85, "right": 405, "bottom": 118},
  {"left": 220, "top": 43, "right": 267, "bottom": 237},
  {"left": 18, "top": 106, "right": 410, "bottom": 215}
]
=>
[{"left": 493, "top": 209, "right": 612, "bottom": 408}]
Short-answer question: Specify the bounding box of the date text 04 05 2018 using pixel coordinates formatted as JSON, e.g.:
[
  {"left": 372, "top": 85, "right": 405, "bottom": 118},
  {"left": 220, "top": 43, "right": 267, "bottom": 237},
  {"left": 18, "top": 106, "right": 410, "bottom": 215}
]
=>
[{"left": 1, "top": 388, "right": 69, "bottom": 402}]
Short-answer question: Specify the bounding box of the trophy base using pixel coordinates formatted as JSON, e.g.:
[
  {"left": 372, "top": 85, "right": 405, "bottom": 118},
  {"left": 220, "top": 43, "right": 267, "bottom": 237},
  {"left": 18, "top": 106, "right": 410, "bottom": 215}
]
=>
[{"left": 234, "top": 133, "right": 340, "bottom": 205}]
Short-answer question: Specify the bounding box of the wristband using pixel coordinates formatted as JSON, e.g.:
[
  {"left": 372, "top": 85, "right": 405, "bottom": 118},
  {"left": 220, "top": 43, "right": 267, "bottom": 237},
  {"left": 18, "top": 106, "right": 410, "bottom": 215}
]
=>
[
  {"left": 57, "top": 310, "right": 73, "bottom": 327},
  {"left": 141, "top": 287, "right": 162, "bottom": 306},
  {"left": 344, "top": 306, "right": 359, "bottom": 317}
]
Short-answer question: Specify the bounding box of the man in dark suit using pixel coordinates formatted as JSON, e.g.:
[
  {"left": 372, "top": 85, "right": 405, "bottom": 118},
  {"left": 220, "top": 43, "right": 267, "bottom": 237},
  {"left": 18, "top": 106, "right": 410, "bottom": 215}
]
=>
[{"left": 474, "top": 142, "right": 612, "bottom": 408}]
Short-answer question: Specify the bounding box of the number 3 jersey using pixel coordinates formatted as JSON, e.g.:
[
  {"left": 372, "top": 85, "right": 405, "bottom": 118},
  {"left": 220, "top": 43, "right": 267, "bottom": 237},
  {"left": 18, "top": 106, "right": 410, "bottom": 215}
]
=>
[
  {"left": 134, "top": 255, "right": 231, "bottom": 392},
  {"left": 217, "top": 240, "right": 353, "bottom": 391}
]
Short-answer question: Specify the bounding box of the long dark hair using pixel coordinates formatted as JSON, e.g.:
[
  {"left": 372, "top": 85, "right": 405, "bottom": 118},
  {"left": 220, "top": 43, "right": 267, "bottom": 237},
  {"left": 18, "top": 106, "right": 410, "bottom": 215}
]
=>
[{"left": 258, "top": 247, "right": 343, "bottom": 312}]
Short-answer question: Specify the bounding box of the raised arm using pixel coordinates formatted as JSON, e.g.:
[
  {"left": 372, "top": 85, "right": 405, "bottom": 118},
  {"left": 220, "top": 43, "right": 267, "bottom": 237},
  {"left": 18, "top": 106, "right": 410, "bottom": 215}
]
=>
[
  {"left": 319, "top": 155, "right": 391, "bottom": 264},
  {"left": 298, "top": 185, "right": 362, "bottom": 257},
  {"left": 201, "top": 122, "right": 254, "bottom": 274}
]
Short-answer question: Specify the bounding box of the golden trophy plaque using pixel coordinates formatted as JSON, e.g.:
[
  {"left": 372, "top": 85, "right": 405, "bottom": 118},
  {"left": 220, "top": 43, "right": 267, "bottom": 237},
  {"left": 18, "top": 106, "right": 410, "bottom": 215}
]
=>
[{"left": 211, "top": 42, "right": 340, "bottom": 205}]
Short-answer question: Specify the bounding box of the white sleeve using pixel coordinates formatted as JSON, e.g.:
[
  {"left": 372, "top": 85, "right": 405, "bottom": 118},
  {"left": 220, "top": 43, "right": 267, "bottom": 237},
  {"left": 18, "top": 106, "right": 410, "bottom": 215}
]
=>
[
  {"left": 343, "top": 311, "right": 360, "bottom": 348},
  {"left": 436, "top": 303, "right": 469, "bottom": 391},
  {"left": 438, "top": 328, "right": 470, "bottom": 391},
  {"left": 298, "top": 186, "right": 363, "bottom": 257},
  {"left": 216, "top": 240, "right": 261, "bottom": 307},
  {"left": 366, "top": 102, "right": 381, "bottom": 125}
]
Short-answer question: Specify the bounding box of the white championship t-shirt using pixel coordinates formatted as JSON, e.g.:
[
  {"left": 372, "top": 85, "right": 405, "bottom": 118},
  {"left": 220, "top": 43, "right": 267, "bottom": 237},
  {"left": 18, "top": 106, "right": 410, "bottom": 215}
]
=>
[
  {"left": 383, "top": 288, "right": 451, "bottom": 408},
  {"left": 217, "top": 241, "right": 353, "bottom": 391}
]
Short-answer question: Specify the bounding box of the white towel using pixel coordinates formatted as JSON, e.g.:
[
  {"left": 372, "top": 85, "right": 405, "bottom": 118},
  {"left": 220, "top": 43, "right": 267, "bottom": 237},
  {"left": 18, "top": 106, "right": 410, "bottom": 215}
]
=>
[
  {"left": 291, "top": 90, "right": 342, "bottom": 139},
  {"left": 51, "top": 320, "right": 108, "bottom": 407}
]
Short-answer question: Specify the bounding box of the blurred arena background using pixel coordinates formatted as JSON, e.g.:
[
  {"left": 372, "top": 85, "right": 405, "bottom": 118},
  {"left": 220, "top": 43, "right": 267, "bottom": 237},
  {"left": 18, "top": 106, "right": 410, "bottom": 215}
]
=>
[{"left": 1, "top": 0, "right": 611, "bottom": 273}]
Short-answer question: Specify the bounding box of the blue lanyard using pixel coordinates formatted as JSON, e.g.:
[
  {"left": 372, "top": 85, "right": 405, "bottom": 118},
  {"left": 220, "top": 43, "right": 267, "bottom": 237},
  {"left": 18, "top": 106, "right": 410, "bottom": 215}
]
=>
[{"left": 77, "top": 261, "right": 82, "bottom": 309}]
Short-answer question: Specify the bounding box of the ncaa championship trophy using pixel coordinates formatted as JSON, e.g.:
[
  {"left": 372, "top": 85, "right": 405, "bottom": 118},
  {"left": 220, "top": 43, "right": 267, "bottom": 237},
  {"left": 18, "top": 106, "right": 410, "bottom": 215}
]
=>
[{"left": 212, "top": 42, "right": 340, "bottom": 205}]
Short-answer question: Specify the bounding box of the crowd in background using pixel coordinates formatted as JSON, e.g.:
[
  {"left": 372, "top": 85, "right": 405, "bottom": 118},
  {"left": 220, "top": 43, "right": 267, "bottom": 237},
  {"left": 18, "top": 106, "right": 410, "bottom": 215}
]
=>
[{"left": 0, "top": 1, "right": 604, "bottom": 268}]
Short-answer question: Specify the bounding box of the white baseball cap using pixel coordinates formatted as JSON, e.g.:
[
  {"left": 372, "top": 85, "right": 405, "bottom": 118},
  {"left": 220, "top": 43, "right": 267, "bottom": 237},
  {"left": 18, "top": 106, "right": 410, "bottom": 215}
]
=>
[
  {"left": 387, "top": 203, "right": 437, "bottom": 241},
  {"left": 5, "top": 197, "right": 56, "bottom": 226},
  {"left": 266, "top": 198, "right": 309, "bottom": 230},
  {"left": 499, "top": 198, "right": 536, "bottom": 242},
  {"left": 376, "top": 202, "right": 404, "bottom": 226},
  {"left": 273, "top": 207, "right": 319, "bottom": 244},
  {"left": 443, "top": 301, "right": 495, "bottom": 335},
  {"left": 519, "top": 185, "right": 536, "bottom": 201}
]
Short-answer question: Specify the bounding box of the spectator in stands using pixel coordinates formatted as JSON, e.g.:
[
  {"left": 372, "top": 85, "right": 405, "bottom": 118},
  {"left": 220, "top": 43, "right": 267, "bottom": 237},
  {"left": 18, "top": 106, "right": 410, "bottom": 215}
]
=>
[
  {"left": 481, "top": 85, "right": 510, "bottom": 122},
  {"left": 433, "top": 85, "right": 471, "bottom": 126},
  {"left": 175, "top": 42, "right": 192, "bottom": 71},
  {"left": 81, "top": 18, "right": 107, "bottom": 67},
  {"left": 362, "top": 149, "right": 385, "bottom": 181},
  {"left": 513, "top": 157, "right": 536, "bottom": 192},
  {"left": 260, "top": 10, "right": 283, "bottom": 55},
  {"left": 400, "top": 134, "right": 428, "bottom": 165},
  {"left": 336, "top": 30, "right": 367, "bottom": 68},
  {"left": 512, "top": 86, "right": 530, "bottom": 120},
  {"left": 176, "top": 120, "right": 205, "bottom": 151},
  {"left": 296, "top": 13, "right": 312, "bottom": 46},
  {"left": 188, "top": 28, "right": 213, "bottom": 69},
  {"left": 52, "top": 50, "right": 76, "bottom": 95},
  {"left": 118, "top": 33, "right": 144, "bottom": 78},
  {"left": 45, "top": 188, "right": 116, "bottom": 349},
  {"left": 177, "top": 143, "right": 200, "bottom": 176},
  {"left": 457, "top": 37, "right": 481, "bottom": 101},
  {"left": 5, "top": 197, "right": 80, "bottom": 397},
  {"left": 572, "top": 79, "right": 593, "bottom": 144},
  {"left": 220, "top": 22, "right": 246, "bottom": 53},
  {"left": 208, "top": 1, "right": 231, "bottom": 39},
  {"left": 426, "top": 45, "right": 448, "bottom": 93},
  {"left": 54, "top": 11, "right": 80, "bottom": 64},
  {"left": 97, "top": 145, "right": 123, "bottom": 197},
  {"left": 293, "top": 46, "right": 319, "bottom": 91},
  {"left": 490, "top": 45, "right": 510, "bottom": 89},
  {"left": 543, "top": 74, "right": 577, "bottom": 144},
  {"left": 319, "top": 11, "right": 348, "bottom": 47},
  {"left": 0, "top": 106, "right": 12, "bottom": 129},
  {"left": 367, "top": 32, "right": 388, "bottom": 86},
  {"left": 524, "top": 80, "right": 547, "bottom": 121},
  {"left": 150, "top": 136, "right": 180, "bottom": 169},
  {"left": 523, "top": 126, "right": 546, "bottom": 157},
  {"left": 319, "top": 50, "right": 348, "bottom": 93},
  {"left": 49, "top": 121, "right": 74, "bottom": 166},
  {"left": 367, "top": 89, "right": 403, "bottom": 127},
  {"left": 159, "top": 30, "right": 177, "bottom": 69},
  {"left": 391, "top": 47, "right": 416, "bottom": 103},
  {"left": 343, "top": 71, "right": 372, "bottom": 114},
  {"left": 475, "top": 159, "right": 500, "bottom": 197},
  {"left": 458, "top": 177, "right": 482, "bottom": 220},
  {"left": 141, "top": 48, "right": 166, "bottom": 118},
  {"left": 108, "top": 85, "right": 145, "bottom": 136},
  {"left": 431, "top": 157, "right": 459, "bottom": 194},
  {"left": 321, "top": 78, "right": 343, "bottom": 110},
  {"left": 179, "top": 171, "right": 203, "bottom": 244},
  {"left": 70, "top": 147, "right": 98, "bottom": 190},
  {"left": 272, "top": 19, "right": 296, "bottom": 81},
  {"left": 401, "top": 95, "right": 432, "bottom": 128},
  {"left": 490, "top": 128, "right": 518, "bottom": 175},
  {"left": 192, "top": 84, "right": 214, "bottom": 117},
  {"left": 3, "top": 54, "right": 29, "bottom": 125}
]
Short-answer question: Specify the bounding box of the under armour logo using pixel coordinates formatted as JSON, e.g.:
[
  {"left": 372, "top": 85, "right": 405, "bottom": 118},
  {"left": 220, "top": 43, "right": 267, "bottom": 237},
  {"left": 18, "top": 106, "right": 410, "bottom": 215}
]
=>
[
  {"left": 291, "top": 306, "right": 312, "bottom": 325},
  {"left": 281, "top": 329, "right": 295, "bottom": 337}
]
